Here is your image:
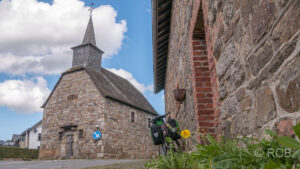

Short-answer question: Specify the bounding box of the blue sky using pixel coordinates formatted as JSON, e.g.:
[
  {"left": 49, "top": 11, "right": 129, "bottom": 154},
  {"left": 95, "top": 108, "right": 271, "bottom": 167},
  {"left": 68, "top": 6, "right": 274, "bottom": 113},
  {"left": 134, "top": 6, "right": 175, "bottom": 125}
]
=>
[{"left": 0, "top": 0, "right": 164, "bottom": 141}]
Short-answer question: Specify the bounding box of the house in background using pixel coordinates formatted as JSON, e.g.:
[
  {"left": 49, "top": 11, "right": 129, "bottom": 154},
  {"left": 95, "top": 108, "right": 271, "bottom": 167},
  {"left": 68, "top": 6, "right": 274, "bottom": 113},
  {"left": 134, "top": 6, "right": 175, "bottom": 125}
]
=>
[
  {"left": 11, "top": 134, "right": 21, "bottom": 147},
  {"left": 0, "top": 140, "right": 5, "bottom": 146},
  {"left": 16, "top": 120, "right": 42, "bottom": 149}
]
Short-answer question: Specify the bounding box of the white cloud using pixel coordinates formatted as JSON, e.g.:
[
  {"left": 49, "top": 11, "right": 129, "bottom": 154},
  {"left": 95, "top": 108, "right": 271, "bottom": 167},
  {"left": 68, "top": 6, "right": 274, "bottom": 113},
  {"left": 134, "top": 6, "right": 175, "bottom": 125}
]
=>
[
  {"left": 0, "top": 0, "right": 127, "bottom": 75},
  {"left": 161, "top": 94, "right": 165, "bottom": 100},
  {"left": 107, "top": 68, "right": 153, "bottom": 94},
  {"left": 0, "top": 77, "right": 51, "bottom": 113}
]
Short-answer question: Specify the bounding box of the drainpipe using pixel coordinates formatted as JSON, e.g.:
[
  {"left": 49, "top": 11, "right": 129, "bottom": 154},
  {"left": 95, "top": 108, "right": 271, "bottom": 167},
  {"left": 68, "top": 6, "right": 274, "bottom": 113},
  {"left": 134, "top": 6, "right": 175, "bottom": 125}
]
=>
[{"left": 26, "top": 129, "right": 29, "bottom": 149}]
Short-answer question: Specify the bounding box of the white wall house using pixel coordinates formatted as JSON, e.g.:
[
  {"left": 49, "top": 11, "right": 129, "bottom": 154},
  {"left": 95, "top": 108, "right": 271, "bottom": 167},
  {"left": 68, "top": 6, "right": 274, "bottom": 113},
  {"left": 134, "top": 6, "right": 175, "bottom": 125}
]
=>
[{"left": 17, "top": 120, "right": 42, "bottom": 149}]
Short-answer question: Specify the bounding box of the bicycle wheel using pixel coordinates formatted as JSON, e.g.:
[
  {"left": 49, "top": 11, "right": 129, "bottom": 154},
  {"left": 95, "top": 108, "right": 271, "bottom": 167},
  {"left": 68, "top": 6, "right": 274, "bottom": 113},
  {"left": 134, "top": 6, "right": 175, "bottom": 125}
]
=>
[{"left": 160, "top": 142, "right": 169, "bottom": 155}]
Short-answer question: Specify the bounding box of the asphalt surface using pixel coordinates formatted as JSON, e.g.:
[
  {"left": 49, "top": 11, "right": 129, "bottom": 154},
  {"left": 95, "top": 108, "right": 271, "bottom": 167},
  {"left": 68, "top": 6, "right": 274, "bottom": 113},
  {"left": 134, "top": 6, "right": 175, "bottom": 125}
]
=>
[{"left": 0, "top": 159, "right": 142, "bottom": 169}]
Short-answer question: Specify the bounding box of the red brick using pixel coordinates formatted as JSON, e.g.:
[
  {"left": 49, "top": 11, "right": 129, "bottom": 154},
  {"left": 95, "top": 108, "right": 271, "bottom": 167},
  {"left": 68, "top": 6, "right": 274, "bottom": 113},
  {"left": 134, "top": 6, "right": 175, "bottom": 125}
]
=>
[
  {"left": 193, "top": 51, "right": 202, "bottom": 55},
  {"left": 197, "top": 104, "right": 206, "bottom": 109},
  {"left": 198, "top": 110, "right": 214, "bottom": 115},
  {"left": 193, "top": 62, "right": 202, "bottom": 67},
  {"left": 196, "top": 87, "right": 212, "bottom": 92},
  {"left": 203, "top": 62, "right": 209, "bottom": 66},
  {"left": 199, "top": 122, "right": 214, "bottom": 127},
  {"left": 192, "top": 41, "right": 200, "bottom": 45},
  {"left": 196, "top": 93, "right": 205, "bottom": 98},
  {"left": 195, "top": 72, "right": 204, "bottom": 77},
  {"left": 193, "top": 46, "right": 204, "bottom": 50},
  {"left": 206, "top": 104, "right": 213, "bottom": 109},
  {"left": 205, "top": 82, "right": 211, "bottom": 87},
  {"left": 204, "top": 72, "right": 210, "bottom": 76},
  {"left": 196, "top": 77, "right": 211, "bottom": 82},
  {"left": 195, "top": 82, "right": 204, "bottom": 87}
]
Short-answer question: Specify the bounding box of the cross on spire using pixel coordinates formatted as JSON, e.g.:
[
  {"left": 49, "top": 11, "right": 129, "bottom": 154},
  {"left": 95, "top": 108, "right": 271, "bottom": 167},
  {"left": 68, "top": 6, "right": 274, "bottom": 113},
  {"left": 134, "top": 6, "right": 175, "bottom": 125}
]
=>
[{"left": 89, "top": 3, "right": 95, "bottom": 16}]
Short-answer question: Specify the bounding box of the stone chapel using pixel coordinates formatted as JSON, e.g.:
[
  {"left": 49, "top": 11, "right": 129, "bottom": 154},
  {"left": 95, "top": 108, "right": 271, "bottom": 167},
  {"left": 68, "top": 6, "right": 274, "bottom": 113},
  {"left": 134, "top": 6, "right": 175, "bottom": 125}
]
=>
[{"left": 39, "top": 16, "right": 158, "bottom": 159}]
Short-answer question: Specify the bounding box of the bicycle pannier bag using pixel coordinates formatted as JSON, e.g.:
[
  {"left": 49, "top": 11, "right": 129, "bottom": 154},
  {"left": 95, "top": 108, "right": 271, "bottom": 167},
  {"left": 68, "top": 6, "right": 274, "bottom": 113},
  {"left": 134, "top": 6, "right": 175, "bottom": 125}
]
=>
[
  {"left": 150, "top": 124, "right": 164, "bottom": 145},
  {"left": 167, "top": 118, "right": 181, "bottom": 140}
]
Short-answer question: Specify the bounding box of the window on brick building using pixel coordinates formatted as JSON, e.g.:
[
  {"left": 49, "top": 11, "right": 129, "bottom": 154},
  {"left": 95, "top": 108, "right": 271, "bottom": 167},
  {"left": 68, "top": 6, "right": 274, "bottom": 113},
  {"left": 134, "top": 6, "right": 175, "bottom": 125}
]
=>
[
  {"left": 148, "top": 118, "right": 151, "bottom": 128},
  {"left": 79, "top": 130, "right": 83, "bottom": 139},
  {"left": 131, "top": 112, "right": 135, "bottom": 123},
  {"left": 59, "top": 132, "right": 63, "bottom": 141},
  {"left": 38, "top": 133, "right": 42, "bottom": 141}
]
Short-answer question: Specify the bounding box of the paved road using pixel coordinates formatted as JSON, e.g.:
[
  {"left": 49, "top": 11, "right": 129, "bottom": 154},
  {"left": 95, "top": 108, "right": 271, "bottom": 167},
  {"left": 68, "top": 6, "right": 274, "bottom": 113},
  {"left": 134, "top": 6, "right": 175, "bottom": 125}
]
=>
[{"left": 0, "top": 159, "right": 143, "bottom": 169}]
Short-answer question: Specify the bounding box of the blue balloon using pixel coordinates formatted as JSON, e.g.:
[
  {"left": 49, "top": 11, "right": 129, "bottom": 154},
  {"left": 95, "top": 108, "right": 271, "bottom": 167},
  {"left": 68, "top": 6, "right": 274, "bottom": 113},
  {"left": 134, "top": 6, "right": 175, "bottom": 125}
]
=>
[{"left": 93, "top": 131, "right": 102, "bottom": 140}]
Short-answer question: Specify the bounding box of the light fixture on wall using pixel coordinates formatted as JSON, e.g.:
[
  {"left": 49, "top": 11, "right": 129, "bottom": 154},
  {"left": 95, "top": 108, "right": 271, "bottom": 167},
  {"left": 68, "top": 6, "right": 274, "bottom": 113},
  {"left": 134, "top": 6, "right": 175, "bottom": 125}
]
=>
[{"left": 173, "top": 88, "right": 186, "bottom": 104}]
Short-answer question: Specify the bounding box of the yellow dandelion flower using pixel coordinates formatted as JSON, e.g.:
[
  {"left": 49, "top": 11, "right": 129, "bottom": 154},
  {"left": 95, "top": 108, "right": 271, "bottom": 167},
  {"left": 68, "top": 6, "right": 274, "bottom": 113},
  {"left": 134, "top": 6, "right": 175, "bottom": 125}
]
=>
[{"left": 181, "top": 129, "right": 191, "bottom": 139}]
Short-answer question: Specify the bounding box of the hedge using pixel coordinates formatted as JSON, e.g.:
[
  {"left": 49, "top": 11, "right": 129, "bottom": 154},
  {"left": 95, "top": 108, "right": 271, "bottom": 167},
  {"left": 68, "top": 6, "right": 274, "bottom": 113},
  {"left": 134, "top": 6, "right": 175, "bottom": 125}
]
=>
[{"left": 0, "top": 147, "right": 39, "bottom": 160}]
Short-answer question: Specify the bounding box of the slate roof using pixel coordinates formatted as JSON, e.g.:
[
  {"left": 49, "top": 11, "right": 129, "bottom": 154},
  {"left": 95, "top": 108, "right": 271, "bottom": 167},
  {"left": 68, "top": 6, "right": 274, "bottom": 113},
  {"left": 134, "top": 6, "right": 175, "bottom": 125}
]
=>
[
  {"left": 152, "top": 0, "right": 173, "bottom": 93},
  {"left": 12, "top": 134, "right": 21, "bottom": 142},
  {"left": 82, "top": 16, "right": 96, "bottom": 46},
  {"left": 41, "top": 66, "right": 158, "bottom": 116},
  {"left": 19, "top": 120, "right": 43, "bottom": 137}
]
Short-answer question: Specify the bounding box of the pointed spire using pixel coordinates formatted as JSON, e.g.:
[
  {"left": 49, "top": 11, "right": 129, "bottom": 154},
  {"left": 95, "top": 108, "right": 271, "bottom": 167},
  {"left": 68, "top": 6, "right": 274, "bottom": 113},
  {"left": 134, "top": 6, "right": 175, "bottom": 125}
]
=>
[{"left": 82, "top": 16, "right": 96, "bottom": 45}]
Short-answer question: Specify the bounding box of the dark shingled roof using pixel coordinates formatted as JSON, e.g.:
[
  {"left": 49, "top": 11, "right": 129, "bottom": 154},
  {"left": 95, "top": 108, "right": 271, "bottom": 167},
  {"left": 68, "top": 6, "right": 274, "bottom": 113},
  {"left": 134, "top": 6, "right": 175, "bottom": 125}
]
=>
[
  {"left": 152, "top": 0, "right": 173, "bottom": 93},
  {"left": 42, "top": 66, "right": 158, "bottom": 116}
]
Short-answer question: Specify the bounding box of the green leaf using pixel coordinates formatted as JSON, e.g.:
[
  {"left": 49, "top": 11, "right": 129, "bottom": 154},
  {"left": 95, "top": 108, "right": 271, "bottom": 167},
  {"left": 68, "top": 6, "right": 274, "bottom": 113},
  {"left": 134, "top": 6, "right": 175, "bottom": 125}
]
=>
[
  {"left": 265, "top": 129, "right": 277, "bottom": 137},
  {"left": 292, "top": 150, "right": 300, "bottom": 160},
  {"left": 264, "top": 160, "right": 279, "bottom": 169},
  {"left": 277, "top": 136, "right": 300, "bottom": 149},
  {"left": 293, "top": 123, "right": 300, "bottom": 139},
  {"left": 165, "top": 137, "right": 172, "bottom": 143}
]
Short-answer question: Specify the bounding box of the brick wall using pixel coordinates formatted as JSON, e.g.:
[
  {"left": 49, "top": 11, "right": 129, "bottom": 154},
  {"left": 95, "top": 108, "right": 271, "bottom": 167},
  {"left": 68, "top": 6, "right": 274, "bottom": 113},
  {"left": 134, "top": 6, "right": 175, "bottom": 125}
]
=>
[{"left": 192, "top": 39, "right": 217, "bottom": 138}]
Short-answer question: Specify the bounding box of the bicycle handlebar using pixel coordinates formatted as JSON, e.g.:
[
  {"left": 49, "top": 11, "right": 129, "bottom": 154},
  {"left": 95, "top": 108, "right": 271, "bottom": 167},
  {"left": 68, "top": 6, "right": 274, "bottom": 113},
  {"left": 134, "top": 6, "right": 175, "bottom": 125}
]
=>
[{"left": 150, "top": 112, "right": 171, "bottom": 122}]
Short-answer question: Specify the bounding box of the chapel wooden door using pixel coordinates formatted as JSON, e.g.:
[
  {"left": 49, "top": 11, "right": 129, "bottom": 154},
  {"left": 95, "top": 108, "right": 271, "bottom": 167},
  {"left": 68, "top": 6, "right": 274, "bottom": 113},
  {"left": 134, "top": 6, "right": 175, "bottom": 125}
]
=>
[{"left": 66, "top": 135, "right": 74, "bottom": 158}]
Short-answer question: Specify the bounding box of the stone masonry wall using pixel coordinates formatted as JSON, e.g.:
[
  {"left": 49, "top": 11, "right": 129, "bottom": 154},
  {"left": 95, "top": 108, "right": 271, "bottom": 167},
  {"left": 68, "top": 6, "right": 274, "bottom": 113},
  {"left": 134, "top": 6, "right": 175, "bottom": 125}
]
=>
[
  {"left": 165, "top": 0, "right": 300, "bottom": 142},
  {"left": 40, "top": 70, "right": 158, "bottom": 159},
  {"left": 164, "top": 0, "right": 199, "bottom": 150}
]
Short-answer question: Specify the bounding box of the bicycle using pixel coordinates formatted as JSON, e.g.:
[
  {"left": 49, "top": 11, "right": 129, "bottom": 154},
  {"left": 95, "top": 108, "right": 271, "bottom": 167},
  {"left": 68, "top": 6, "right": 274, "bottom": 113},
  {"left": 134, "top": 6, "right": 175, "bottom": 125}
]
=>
[{"left": 150, "top": 112, "right": 182, "bottom": 155}]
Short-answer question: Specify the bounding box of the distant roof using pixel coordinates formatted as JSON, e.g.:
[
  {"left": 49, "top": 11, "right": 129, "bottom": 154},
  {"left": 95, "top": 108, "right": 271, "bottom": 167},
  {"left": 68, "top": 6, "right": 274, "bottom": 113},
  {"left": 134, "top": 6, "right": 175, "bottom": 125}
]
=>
[
  {"left": 19, "top": 120, "right": 42, "bottom": 136},
  {"left": 152, "top": 0, "right": 173, "bottom": 93},
  {"left": 12, "top": 134, "right": 21, "bottom": 142},
  {"left": 42, "top": 66, "right": 158, "bottom": 116}
]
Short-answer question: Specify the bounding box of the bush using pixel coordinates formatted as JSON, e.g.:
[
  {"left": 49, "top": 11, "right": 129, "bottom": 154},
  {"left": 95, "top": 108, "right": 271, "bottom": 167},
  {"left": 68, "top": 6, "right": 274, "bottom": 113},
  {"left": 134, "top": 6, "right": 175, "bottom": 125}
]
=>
[
  {"left": 146, "top": 124, "right": 300, "bottom": 169},
  {"left": 0, "top": 147, "right": 39, "bottom": 160}
]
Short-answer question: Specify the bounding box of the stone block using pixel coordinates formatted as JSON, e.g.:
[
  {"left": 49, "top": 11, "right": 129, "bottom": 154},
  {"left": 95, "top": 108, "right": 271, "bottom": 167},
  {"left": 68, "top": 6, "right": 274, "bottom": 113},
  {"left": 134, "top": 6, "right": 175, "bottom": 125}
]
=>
[
  {"left": 248, "top": 42, "right": 273, "bottom": 76},
  {"left": 255, "top": 86, "right": 276, "bottom": 128},
  {"left": 240, "top": 96, "right": 252, "bottom": 111},
  {"left": 216, "top": 43, "right": 236, "bottom": 79},
  {"left": 250, "top": 0, "right": 277, "bottom": 42},
  {"left": 276, "top": 58, "right": 300, "bottom": 113},
  {"left": 248, "top": 39, "right": 296, "bottom": 89},
  {"left": 241, "top": 0, "right": 259, "bottom": 27},
  {"left": 236, "top": 88, "right": 246, "bottom": 102},
  {"left": 222, "top": 1, "right": 235, "bottom": 25},
  {"left": 272, "top": 0, "right": 300, "bottom": 49},
  {"left": 220, "top": 96, "right": 237, "bottom": 120},
  {"left": 275, "top": 118, "right": 295, "bottom": 137},
  {"left": 232, "top": 110, "right": 256, "bottom": 135},
  {"left": 97, "top": 153, "right": 104, "bottom": 158}
]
